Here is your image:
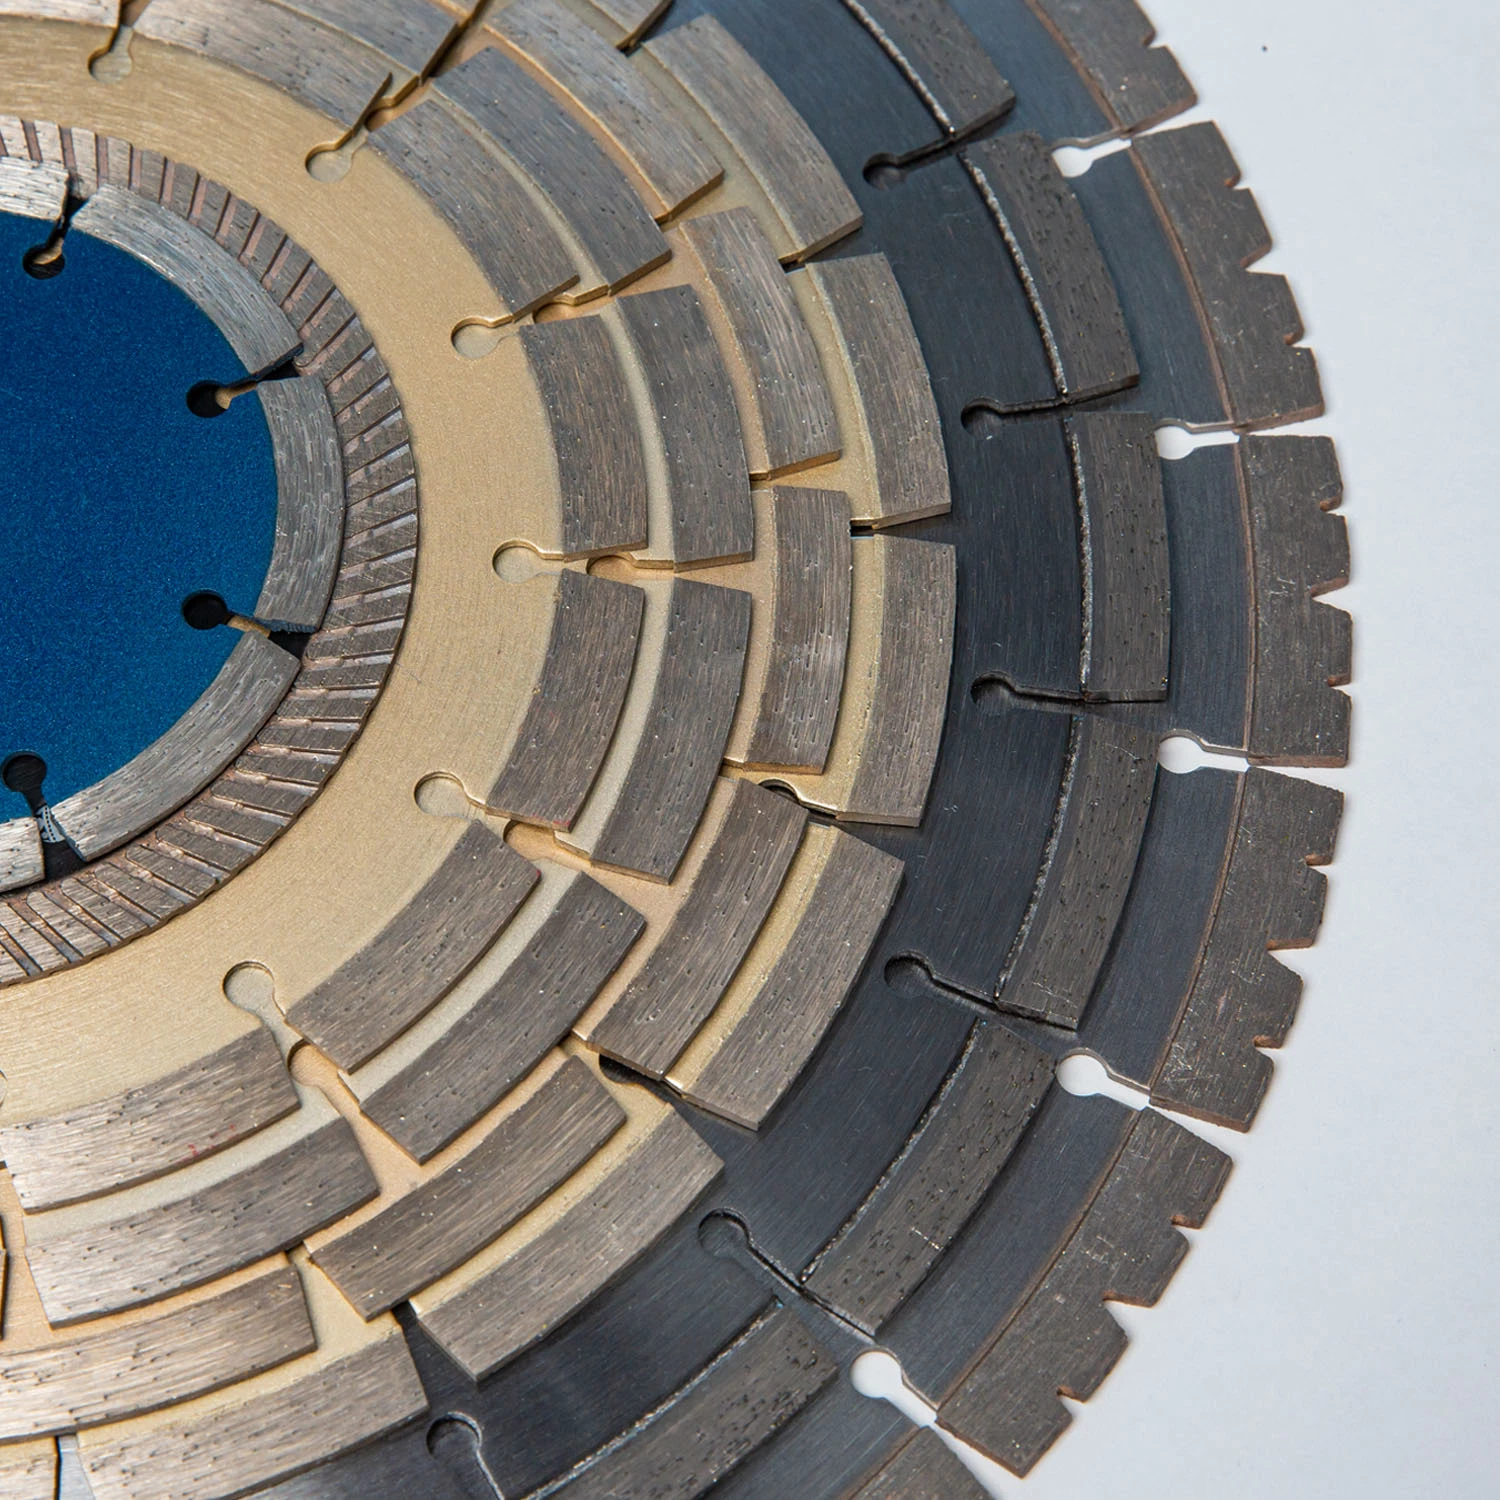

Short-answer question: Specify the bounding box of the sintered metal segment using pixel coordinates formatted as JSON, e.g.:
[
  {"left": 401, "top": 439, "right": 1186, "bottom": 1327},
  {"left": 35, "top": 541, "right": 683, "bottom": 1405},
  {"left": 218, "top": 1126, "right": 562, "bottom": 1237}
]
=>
[
  {"left": 307, "top": 1055, "right": 626, "bottom": 1317},
  {"left": 348, "top": 872, "right": 645, "bottom": 1160},
  {"left": 767, "top": 535, "right": 955, "bottom": 824},
  {"left": 51, "top": 636, "right": 300, "bottom": 861},
  {"left": 792, "top": 253, "right": 951, "bottom": 525},
  {"left": 0, "top": 819, "right": 44, "bottom": 894},
  {"left": 670, "top": 827, "right": 905, "bottom": 1126},
  {"left": 562, "top": 576, "right": 752, "bottom": 879},
  {"left": 1134, "top": 122, "right": 1325, "bottom": 428},
  {"left": 486, "top": 570, "right": 645, "bottom": 825},
  {"left": 0, "top": 153, "right": 65, "bottom": 216},
  {"left": 1024, "top": 0, "right": 1194, "bottom": 132},
  {"left": 368, "top": 92, "right": 580, "bottom": 316},
  {"left": 0, "top": 1027, "right": 297, "bottom": 1211},
  {"left": 848, "top": 1429, "right": 993, "bottom": 1499},
  {"left": 284, "top": 823, "right": 540, "bottom": 1069},
  {"left": 75, "top": 1269, "right": 429, "bottom": 1500},
  {"left": 24, "top": 1091, "right": 376, "bottom": 1323},
  {"left": 548, "top": 1308, "right": 835, "bottom": 1497},
  {"left": 966, "top": 130, "right": 1138, "bottom": 403},
  {"left": 0, "top": 1262, "right": 315, "bottom": 1438},
  {"left": 1244, "top": 436, "right": 1353, "bottom": 764},
  {"left": 134, "top": 0, "right": 393, "bottom": 131},
  {"left": 998, "top": 717, "right": 1158, "bottom": 1026},
  {"left": 486, "top": 0, "right": 723, "bottom": 221},
  {"left": 434, "top": 46, "right": 670, "bottom": 297},
  {"left": 0, "top": 0, "right": 1349, "bottom": 1493},
  {"left": 254, "top": 379, "right": 345, "bottom": 631},
  {"left": 70, "top": 185, "right": 298, "bottom": 370},
  {"left": 268, "top": 0, "right": 460, "bottom": 87},
  {"left": 841, "top": 0, "right": 1015, "bottom": 140},
  {"left": 410, "top": 1104, "right": 724, "bottom": 1378},
  {"left": 585, "top": 0, "right": 673, "bottom": 47},
  {"left": 934, "top": 1110, "right": 1231, "bottom": 1473},
  {"left": 614, "top": 282, "right": 755, "bottom": 564},
  {"left": 587, "top": 779, "right": 808, "bottom": 1076},
  {"left": 0, "top": 1440, "right": 55, "bottom": 1499},
  {"left": 676, "top": 207, "right": 840, "bottom": 477},
  {"left": 1069, "top": 410, "right": 1171, "bottom": 700},
  {"left": 802, "top": 1022, "right": 1053, "bottom": 1333},
  {"left": 1152, "top": 769, "right": 1343, "bottom": 1126},
  {"left": 644, "top": 14, "right": 864, "bottom": 261},
  {"left": 736, "top": 486, "right": 853, "bottom": 771}
]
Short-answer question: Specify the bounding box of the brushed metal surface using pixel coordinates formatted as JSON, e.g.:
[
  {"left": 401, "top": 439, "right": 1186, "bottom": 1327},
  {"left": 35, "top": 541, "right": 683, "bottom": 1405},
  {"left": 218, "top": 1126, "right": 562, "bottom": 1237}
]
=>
[
  {"left": 51, "top": 636, "right": 300, "bottom": 863},
  {"left": 518, "top": 316, "right": 651, "bottom": 555},
  {"left": 588, "top": 779, "right": 807, "bottom": 1076},
  {"left": 351, "top": 871, "right": 644, "bottom": 1161},
  {"left": 1, "top": 1027, "right": 298, "bottom": 1211},
  {"left": 616, "top": 283, "right": 755, "bottom": 565},
  {"left": 843, "top": 0, "right": 1014, "bottom": 138},
  {"left": 489, "top": 0, "right": 723, "bottom": 220},
  {"left": 678, "top": 208, "right": 839, "bottom": 478},
  {"left": 488, "top": 569, "right": 646, "bottom": 827},
  {"left": 285, "top": 822, "right": 540, "bottom": 1070},
  {"left": 645, "top": 15, "right": 863, "bottom": 261}
]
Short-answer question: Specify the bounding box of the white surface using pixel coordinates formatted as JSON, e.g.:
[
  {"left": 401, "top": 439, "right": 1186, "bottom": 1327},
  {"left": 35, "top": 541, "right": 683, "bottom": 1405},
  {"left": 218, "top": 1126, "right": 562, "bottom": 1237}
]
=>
[{"left": 965, "top": 3, "right": 1500, "bottom": 1496}]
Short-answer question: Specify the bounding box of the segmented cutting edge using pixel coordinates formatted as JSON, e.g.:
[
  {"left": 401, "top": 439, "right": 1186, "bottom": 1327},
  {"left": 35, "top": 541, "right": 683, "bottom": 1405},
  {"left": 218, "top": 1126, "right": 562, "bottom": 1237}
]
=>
[{"left": 0, "top": 0, "right": 1347, "bottom": 1495}]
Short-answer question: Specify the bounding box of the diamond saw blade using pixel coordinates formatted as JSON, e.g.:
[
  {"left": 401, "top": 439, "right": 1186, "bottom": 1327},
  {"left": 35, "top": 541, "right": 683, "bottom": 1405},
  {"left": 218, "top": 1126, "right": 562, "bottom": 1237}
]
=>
[{"left": 0, "top": 2, "right": 1349, "bottom": 1496}]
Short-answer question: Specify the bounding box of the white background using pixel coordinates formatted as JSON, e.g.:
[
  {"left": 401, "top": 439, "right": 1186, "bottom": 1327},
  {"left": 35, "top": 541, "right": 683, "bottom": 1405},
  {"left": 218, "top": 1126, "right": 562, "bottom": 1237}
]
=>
[
  {"left": 970, "top": 3, "right": 1500, "bottom": 1495},
  {"left": 854, "top": 2, "right": 1500, "bottom": 1494}
]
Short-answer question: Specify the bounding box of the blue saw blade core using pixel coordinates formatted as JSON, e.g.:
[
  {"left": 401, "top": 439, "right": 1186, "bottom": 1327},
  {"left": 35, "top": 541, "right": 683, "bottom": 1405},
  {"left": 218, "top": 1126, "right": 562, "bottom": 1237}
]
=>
[{"left": 0, "top": 208, "right": 279, "bottom": 815}]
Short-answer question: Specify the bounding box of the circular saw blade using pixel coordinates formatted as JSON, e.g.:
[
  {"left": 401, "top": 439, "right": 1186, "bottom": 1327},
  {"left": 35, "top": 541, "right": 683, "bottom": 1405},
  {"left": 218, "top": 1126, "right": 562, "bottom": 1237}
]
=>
[{"left": 0, "top": 2, "right": 1348, "bottom": 1497}]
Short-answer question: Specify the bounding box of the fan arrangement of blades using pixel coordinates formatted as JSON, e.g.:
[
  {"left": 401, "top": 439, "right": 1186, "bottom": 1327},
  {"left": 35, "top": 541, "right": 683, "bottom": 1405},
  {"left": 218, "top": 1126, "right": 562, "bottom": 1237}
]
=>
[{"left": 0, "top": 2, "right": 1349, "bottom": 1496}]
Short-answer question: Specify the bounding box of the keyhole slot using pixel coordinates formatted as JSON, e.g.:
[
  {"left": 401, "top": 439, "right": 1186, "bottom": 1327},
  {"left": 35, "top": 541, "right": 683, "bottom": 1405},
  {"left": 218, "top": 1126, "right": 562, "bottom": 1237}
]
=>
[{"left": 186, "top": 345, "right": 304, "bottom": 419}]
